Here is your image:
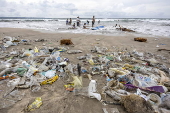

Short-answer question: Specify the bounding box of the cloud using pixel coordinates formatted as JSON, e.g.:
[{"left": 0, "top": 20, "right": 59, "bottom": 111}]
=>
[
  {"left": 0, "top": 0, "right": 170, "bottom": 18},
  {"left": 0, "top": 0, "right": 78, "bottom": 17}
]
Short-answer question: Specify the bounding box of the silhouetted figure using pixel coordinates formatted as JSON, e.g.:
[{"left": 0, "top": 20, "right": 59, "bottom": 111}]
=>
[{"left": 92, "top": 16, "right": 95, "bottom": 27}]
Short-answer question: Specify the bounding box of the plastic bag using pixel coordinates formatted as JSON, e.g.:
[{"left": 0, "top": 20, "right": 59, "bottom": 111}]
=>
[
  {"left": 88, "top": 59, "right": 94, "bottom": 65},
  {"left": 43, "top": 70, "right": 56, "bottom": 78},
  {"left": 72, "top": 75, "right": 83, "bottom": 88},
  {"left": 4, "top": 41, "right": 13, "bottom": 47}
]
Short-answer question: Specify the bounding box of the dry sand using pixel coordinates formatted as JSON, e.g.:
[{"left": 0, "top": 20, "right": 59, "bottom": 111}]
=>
[{"left": 0, "top": 28, "right": 170, "bottom": 113}]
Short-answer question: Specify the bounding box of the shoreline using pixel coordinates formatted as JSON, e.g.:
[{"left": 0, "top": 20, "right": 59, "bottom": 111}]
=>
[{"left": 0, "top": 27, "right": 169, "bottom": 39}]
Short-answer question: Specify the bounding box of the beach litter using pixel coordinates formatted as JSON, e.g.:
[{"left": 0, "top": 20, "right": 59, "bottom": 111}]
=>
[
  {"left": 40, "top": 75, "right": 59, "bottom": 85},
  {"left": 134, "top": 37, "right": 147, "bottom": 42},
  {"left": 0, "top": 35, "right": 170, "bottom": 113},
  {"left": 60, "top": 39, "right": 74, "bottom": 45},
  {"left": 25, "top": 97, "right": 42, "bottom": 111}
]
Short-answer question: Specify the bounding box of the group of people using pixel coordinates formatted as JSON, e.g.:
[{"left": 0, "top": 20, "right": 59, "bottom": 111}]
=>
[
  {"left": 67, "top": 16, "right": 100, "bottom": 29},
  {"left": 66, "top": 18, "right": 72, "bottom": 25}
]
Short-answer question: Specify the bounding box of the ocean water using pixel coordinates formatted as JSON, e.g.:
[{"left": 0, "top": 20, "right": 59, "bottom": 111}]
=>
[{"left": 0, "top": 17, "right": 170, "bottom": 37}]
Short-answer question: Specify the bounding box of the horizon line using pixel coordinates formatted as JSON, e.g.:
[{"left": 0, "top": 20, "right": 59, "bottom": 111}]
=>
[{"left": 0, "top": 17, "right": 170, "bottom": 19}]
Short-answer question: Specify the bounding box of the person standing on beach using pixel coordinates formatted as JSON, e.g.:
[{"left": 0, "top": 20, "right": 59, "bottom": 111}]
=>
[
  {"left": 66, "top": 19, "right": 69, "bottom": 25},
  {"left": 92, "top": 16, "right": 95, "bottom": 27},
  {"left": 69, "top": 18, "right": 72, "bottom": 25},
  {"left": 76, "top": 16, "right": 80, "bottom": 27},
  {"left": 87, "top": 20, "right": 89, "bottom": 25}
]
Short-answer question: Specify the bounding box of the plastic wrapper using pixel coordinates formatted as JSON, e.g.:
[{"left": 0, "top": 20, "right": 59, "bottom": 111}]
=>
[
  {"left": 40, "top": 75, "right": 59, "bottom": 85},
  {"left": 26, "top": 97, "right": 42, "bottom": 111},
  {"left": 34, "top": 46, "right": 39, "bottom": 53},
  {"left": 88, "top": 59, "right": 94, "bottom": 65}
]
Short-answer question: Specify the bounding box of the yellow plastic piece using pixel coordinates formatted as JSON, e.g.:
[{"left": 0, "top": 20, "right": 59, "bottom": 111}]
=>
[
  {"left": 72, "top": 76, "right": 82, "bottom": 88},
  {"left": 34, "top": 46, "right": 39, "bottom": 53},
  {"left": 27, "top": 97, "right": 42, "bottom": 111},
  {"left": 40, "top": 75, "right": 59, "bottom": 85},
  {"left": 88, "top": 59, "right": 94, "bottom": 65},
  {"left": 64, "top": 83, "right": 74, "bottom": 88}
]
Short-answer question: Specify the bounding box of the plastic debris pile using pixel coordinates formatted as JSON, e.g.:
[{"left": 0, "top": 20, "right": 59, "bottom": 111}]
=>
[{"left": 0, "top": 36, "right": 170, "bottom": 113}]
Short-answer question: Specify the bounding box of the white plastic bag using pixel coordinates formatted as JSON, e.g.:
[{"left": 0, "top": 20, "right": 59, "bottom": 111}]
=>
[{"left": 44, "top": 70, "right": 56, "bottom": 78}]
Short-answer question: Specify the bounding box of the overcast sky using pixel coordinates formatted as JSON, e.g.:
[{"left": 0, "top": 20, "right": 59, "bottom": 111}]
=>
[{"left": 0, "top": 0, "right": 170, "bottom": 18}]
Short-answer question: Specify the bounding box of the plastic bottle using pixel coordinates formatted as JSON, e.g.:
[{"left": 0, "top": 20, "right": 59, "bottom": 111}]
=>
[
  {"left": 88, "top": 80, "right": 101, "bottom": 101},
  {"left": 22, "top": 61, "right": 38, "bottom": 76}
]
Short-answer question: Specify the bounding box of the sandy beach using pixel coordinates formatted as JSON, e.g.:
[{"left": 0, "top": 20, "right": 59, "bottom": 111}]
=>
[
  {"left": 1, "top": 28, "right": 170, "bottom": 65},
  {"left": 0, "top": 28, "right": 170, "bottom": 113}
]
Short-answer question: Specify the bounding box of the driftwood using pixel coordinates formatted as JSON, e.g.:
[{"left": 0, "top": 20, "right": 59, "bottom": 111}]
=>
[
  {"left": 158, "top": 49, "right": 170, "bottom": 51},
  {"left": 134, "top": 37, "right": 147, "bottom": 42},
  {"left": 60, "top": 39, "right": 74, "bottom": 45}
]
